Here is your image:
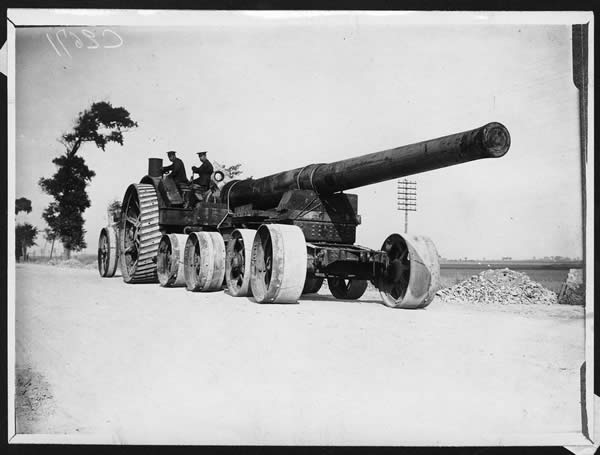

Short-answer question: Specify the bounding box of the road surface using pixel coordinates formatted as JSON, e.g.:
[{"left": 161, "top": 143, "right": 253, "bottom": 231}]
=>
[{"left": 13, "top": 263, "right": 586, "bottom": 445}]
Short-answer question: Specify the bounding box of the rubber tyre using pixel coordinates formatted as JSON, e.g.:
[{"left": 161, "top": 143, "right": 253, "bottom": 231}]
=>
[
  {"left": 302, "top": 275, "right": 324, "bottom": 294},
  {"left": 225, "top": 229, "right": 255, "bottom": 297},
  {"left": 328, "top": 278, "right": 368, "bottom": 300}
]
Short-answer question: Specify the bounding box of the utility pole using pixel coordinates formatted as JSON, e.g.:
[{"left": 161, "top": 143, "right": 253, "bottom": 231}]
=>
[{"left": 397, "top": 179, "right": 417, "bottom": 233}]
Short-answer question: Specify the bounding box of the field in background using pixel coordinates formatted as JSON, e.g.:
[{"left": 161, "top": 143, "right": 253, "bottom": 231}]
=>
[{"left": 20, "top": 254, "right": 578, "bottom": 295}]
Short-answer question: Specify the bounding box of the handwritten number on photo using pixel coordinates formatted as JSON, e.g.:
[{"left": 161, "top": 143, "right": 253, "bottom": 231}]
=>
[
  {"left": 46, "top": 28, "right": 124, "bottom": 57},
  {"left": 102, "top": 29, "right": 124, "bottom": 49},
  {"left": 69, "top": 31, "right": 83, "bottom": 49},
  {"left": 55, "top": 29, "right": 72, "bottom": 58},
  {"left": 81, "top": 29, "right": 100, "bottom": 49}
]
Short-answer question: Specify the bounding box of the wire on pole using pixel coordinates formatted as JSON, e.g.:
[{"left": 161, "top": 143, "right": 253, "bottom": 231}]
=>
[{"left": 396, "top": 178, "right": 417, "bottom": 233}]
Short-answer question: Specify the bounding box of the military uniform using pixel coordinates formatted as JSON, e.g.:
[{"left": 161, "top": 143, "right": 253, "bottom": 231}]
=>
[
  {"left": 192, "top": 160, "right": 214, "bottom": 190},
  {"left": 191, "top": 152, "right": 214, "bottom": 205},
  {"left": 161, "top": 156, "right": 188, "bottom": 184}
]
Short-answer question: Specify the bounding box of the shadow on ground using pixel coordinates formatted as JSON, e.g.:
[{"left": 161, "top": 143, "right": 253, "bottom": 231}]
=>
[{"left": 299, "top": 293, "right": 384, "bottom": 306}]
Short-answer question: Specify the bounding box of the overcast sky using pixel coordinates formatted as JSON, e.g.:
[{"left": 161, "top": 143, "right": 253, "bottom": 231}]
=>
[{"left": 14, "top": 14, "right": 585, "bottom": 260}]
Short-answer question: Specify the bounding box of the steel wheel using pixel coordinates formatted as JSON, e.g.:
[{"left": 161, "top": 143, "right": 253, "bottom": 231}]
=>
[
  {"left": 302, "top": 275, "right": 324, "bottom": 294},
  {"left": 327, "top": 277, "right": 368, "bottom": 300},
  {"left": 98, "top": 226, "right": 118, "bottom": 277},
  {"left": 376, "top": 233, "right": 440, "bottom": 309},
  {"left": 225, "top": 229, "right": 255, "bottom": 297},
  {"left": 119, "top": 184, "right": 161, "bottom": 283},
  {"left": 184, "top": 232, "right": 226, "bottom": 292},
  {"left": 379, "top": 234, "right": 411, "bottom": 302},
  {"left": 250, "top": 224, "right": 307, "bottom": 303},
  {"left": 157, "top": 233, "right": 188, "bottom": 287}
]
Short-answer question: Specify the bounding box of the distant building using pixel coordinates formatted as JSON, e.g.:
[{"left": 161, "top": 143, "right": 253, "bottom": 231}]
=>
[{"left": 501, "top": 256, "right": 512, "bottom": 261}]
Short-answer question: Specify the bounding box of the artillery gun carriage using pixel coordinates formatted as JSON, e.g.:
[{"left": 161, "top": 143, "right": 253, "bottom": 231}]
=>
[{"left": 98, "top": 122, "right": 510, "bottom": 308}]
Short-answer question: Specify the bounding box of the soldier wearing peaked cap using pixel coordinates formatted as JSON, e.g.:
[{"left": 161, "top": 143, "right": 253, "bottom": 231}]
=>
[
  {"left": 161, "top": 150, "right": 188, "bottom": 184},
  {"left": 189, "top": 151, "right": 215, "bottom": 206},
  {"left": 192, "top": 151, "right": 214, "bottom": 190}
]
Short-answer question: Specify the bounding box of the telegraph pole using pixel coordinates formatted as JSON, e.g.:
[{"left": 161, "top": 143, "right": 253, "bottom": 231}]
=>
[{"left": 397, "top": 179, "right": 417, "bottom": 233}]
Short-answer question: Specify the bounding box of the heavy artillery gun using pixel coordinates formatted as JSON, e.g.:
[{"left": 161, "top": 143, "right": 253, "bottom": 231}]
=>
[{"left": 97, "top": 122, "right": 510, "bottom": 308}]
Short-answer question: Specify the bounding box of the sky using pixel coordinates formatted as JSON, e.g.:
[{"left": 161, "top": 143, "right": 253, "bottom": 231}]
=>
[{"left": 13, "top": 13, "right": 586, "bottom": 260}]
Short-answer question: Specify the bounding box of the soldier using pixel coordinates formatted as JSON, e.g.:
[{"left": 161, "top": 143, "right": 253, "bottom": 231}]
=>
[
  {"left": 191, "top": 151, "right": 214, "bottom": 204},
  {"left": 192, "top": 151, "right": 214, "bottom": 189},
  {"left": 161, "top": 150, "right": 188, "bottom": 184}
]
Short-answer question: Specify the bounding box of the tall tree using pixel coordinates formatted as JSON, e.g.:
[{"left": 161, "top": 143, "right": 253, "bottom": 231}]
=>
[
  {"left": 60, "top": 101, "right": 138, "bottom": 156},
  {"left": 40, "top": 155, "right": 95, "bottom": 256},
  {"left": 39, "top": 101, "right": 138, "bottom": 258},
  {"left": 15, "top": 197, "right": 32, "bottom": 215},
  {"left": 15, "top": 197, "right": 37, "bottom": 261},
  {"left": 15, "top": 224, "right": 38, "bottom": 262}
]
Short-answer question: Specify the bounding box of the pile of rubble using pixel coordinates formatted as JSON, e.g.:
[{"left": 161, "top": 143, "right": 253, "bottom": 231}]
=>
[{"left": 436, "top": 268, "right": 557, "bottom": 305}]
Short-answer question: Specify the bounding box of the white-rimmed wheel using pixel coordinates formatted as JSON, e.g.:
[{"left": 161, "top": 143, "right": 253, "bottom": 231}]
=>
[
  {"left": 250, "top": 224, "right": 307, "bottom": 304},
  {"left": 119, "top": 184, "right": 161, "bottom": 283},
  {"left": 157, "top": 233, "right": 188, "bottom": 287},
  {"left": 327, "top": 278, "right": 368, "bottom": 300},
  {"left": 98, "top": 226, "right": 119, "bottom": 277},
  {"left": 225, "top": 229, "right": 255, "bottom": 297},
  {"left": 376, "top": 233, "right": 440, "bottom": 309},
  {"left": 184, "top": 232, "right": 226, "bottom": 292}
]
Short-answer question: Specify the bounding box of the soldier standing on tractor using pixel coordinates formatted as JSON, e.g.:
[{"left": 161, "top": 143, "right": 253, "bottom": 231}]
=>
[{"left": 191, "top": 151, "right": 214, "bottom": 205}]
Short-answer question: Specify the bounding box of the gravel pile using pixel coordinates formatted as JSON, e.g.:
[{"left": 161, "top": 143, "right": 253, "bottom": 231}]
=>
[{"left": 436, "top": 268, "right": 557, "bottom": 305}]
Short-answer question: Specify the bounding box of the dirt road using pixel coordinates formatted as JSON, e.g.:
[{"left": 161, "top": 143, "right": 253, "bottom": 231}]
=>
[{"left": 13, "top": 263, "right": 586, "bottom": 445}]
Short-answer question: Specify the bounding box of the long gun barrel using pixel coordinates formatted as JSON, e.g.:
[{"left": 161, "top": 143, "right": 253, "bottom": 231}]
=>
[{"left": 222, "top": 122, "right": 510, "bottom": 209}]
